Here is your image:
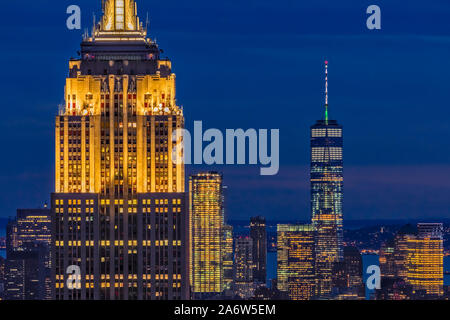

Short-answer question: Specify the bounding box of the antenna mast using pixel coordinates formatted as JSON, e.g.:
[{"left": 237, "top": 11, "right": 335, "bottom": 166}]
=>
[{"left": 325, "top": 60, "right": 329, "bottom": 125}]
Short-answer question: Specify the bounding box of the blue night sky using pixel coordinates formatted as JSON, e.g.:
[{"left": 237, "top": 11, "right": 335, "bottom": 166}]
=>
[{"left": 0, "top": 0, "right": 450, "bottom": 221}]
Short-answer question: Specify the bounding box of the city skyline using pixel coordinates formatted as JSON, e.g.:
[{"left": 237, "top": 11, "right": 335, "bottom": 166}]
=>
[
  {"left": 1, "top": 0, "right": 450, "bottom": 221},
  {"left": 0, "top": 0, "right": 449, "bottom": 305}
]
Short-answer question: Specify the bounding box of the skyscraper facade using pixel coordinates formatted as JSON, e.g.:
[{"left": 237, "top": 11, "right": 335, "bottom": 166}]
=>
[
  {"left": 250, "top": 216, "right": 267, "bottom": 284},
  {"left": 378, "top": 223, "right": 444, "bottom": 299},
  {"left": 223, "top": 224, "right": 234, "bottom": 291},
  {"left": 5, "top": 208, "right": 51, "bottom": 300},
  {"left": 7, "top": 209, "right": 52, "bottom": 250},
  {"left": 189, "top": 172, "right": 224, "bottom": 296},
  {"left": 379, "top": 239, "right": 396, "bottom": 279},
  {"left": 234, "top": 236, "right": 255, "bottom": 299},
  {"left": 408, "top": 223, "right": 443, "bottom": 297},
  {"left": 311, "top": 62, "right": 343, "bottom": 297},
  {"left": 277, "top": 224, "right": 316, "bottom": 300},
  {"left": 52, "top": 0, "right": 188, "bottom": 300}
]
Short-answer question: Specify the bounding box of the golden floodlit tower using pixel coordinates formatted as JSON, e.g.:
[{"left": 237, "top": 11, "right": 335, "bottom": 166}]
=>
[
  {"left": 407, "top": 223, "right": 444, "bottom": 297},
  {"left": 189, "top": 172, "right": 224, "bottom": 297},
  {"left": 51, "top": 0, "right": 188, "bottom": 300}
]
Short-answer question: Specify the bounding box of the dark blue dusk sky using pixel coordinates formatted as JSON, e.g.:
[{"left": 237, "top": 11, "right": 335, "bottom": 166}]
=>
[{"left": 0, "top": 0, "right": 450, "bottom": 221}]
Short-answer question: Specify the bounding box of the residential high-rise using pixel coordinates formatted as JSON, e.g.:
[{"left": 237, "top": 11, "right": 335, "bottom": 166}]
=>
[
  {"left": 277, "top": 224, "right": 316, "bottom": 300},
  {"left": 189, "top": 172, "right": 224, "bottom": 297},
  {"left": 250, "top": 216, "right": 267, "bottom": 285},
  {"left": 311, "top": 62, "right": 343, "bottom": 297},
  {"left": 234, "top": 236, "right": 255, "bottom": 299},
  {"left": 52, "top": 0, "right": 188, "bottom": 300},
  {"left": 223, "top": 224, "right": 234, "bottom": 291},
  {"left": 5, "top": 208, "right": 51, "bottom": 300}
]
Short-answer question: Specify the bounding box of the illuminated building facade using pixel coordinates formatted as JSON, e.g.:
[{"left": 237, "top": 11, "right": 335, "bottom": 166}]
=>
[
  {"left": 379, "top": 223, "right": 444, "bottom": 299},
  {"left": 52, "top": 0, "right": 188, "bottom": 300},
  {"left": 189, "top": 172, "right": 224, "bottom": 296},
  {"left": 233, "top": 236, "right": 255, "bottom": 299},
  {"left": 311, "top": 62, "right": 343, "bottom": 297},
  {"left": 379, "top": 239, "right": 396, "bottom": 279},
  {"left": 250, "top": 216, "right": 267, "bottom": 284},
  {"left": 408, "top": 223, "right": 443, "bottom": 297},
  {"left": 223, "top": 224, "right": 234, "bottom": 291},
  {"left": 394, "top": 228, "right": 417, "bottom": 281},
  {"left": 7, "top": 209, "right": 52, "bottom": 250},
  {"left": 5, "top": 208, "right": 51, "bottom": 300},
  {"left": 277, "top": 224, "right": 316, "bottom": 300}
]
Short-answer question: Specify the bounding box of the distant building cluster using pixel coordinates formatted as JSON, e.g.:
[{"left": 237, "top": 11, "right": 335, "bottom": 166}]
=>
[{"left": 2, "top": 208, "right": 52, "bottom": 300}]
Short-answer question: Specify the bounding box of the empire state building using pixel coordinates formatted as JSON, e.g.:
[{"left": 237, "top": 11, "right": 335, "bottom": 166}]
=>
[{"left": 51, "top": 0, "right": 188, "bottom": 300}]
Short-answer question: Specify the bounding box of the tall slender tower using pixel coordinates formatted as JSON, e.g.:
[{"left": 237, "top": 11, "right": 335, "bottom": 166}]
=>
[
  {"left": 189, "top": 172, "right": 224, "bottom": 297},
  {"left": 52, "top": 0, "right": 188, "bottom": 300},
  {"left": 250, "top": 216, "right": 267, "bottom": 284},
  {"left": 234, "top": 236, "right": 254, "bottom": 299},
  {"left": 311, "top": 61, "right": 344, "bottom": 297},
  {"left": 222, "top": 224, "right": 234, "bottom": 291}
]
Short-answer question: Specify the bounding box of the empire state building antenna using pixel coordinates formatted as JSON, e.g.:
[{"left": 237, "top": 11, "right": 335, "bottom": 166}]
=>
[{"left": 325, "top": 60, "right": 329, "bottom": 125}]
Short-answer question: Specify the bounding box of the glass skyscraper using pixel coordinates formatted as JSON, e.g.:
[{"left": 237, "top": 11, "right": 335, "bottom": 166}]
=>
[
  {"left": 311, "top": 62, "right": 343, "bottom": 297},
  {"left": 189, "top": 172, "right": 224, "bottom": 296}
]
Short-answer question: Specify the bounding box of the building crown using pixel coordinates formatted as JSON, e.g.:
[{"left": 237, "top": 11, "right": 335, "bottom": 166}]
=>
[{"left": 101, "top": 0, "right": 140, "bottom": 32}]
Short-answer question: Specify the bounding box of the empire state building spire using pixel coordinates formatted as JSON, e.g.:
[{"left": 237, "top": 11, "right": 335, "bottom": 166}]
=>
[
  {"left": 324, "top": 60, "right": 329, "bottom": 125},
  {"left": 101, "top": 0, "right": 140, "bottom": 31}
]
